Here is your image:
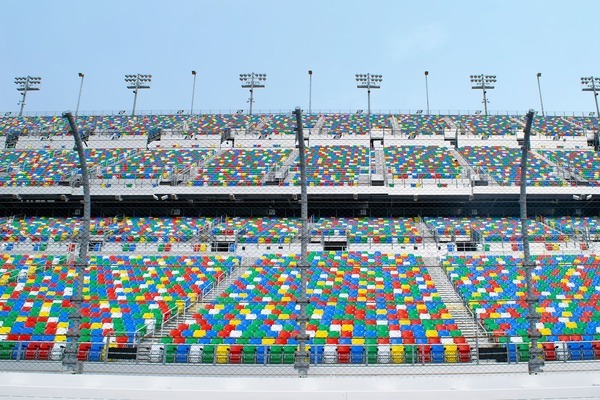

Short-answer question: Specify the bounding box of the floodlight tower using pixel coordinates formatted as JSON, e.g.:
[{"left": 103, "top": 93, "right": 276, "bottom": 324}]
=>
[
  {"left": 355, "top": 73, "right": 383, "bottom": 136},
  {"left": 239, "top": 73, "right": 267, "bottom": 115},
  {"left": 14, "top": 76, "right": 42, "bottom": 117},
  {"left": 124, "top": 74, "right": 152, "bottom": 116},
  {"left": 581, "top": 76, "right": 600, "bottom": 151},
  {"left": 470, "top": 74, "right": 496, "bottom": 115},
  {"left": 581, "top": 76, "right": 600, "bottom": 118}
]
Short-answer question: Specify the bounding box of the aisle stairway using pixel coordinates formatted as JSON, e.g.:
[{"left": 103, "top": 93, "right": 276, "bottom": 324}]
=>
[
  {"left": 139, "top": 260, "right": 254, "bottom": 347},
  {"left": 423, "top": 256, "right": 492, "bottom": 346}
]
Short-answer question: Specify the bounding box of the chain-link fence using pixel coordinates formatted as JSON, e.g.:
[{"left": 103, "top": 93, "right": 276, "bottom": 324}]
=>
[{"left": 0, "top": 113, "right": 599, "bottom": 377}]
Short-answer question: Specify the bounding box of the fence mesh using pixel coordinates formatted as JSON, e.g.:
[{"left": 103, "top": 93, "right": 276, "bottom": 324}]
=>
[{"left": 0, "top": 113, "right": 599, "bottom": 376}]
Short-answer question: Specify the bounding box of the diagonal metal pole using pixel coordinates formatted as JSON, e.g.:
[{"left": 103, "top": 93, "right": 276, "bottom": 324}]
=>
[
  {"left": 519, "top": 109, "right": 544, "bottom": 374},
  {"left": 62, "top": 111, "right": 91, "bottom": 373},
  {"left": 293, "top": 107, "right": 309, "bottom": 377}
]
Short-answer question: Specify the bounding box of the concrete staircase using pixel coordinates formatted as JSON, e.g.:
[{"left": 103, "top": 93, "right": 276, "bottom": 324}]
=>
[
  {"left": 139, "top": 260, "right": 254, "bottom": 346},
  {"left": 424, "top": 256, "right": 492, "bottom": 347},
  {"left": 389, "top": 115, "right": 400, "bottom": 134}
]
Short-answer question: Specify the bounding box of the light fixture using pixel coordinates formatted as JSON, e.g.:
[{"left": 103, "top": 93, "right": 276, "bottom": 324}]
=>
[
  {"left": 170, "top": 194, "right": 178, "bottom": 200},
  {"left": 60, "top": 195, "right": 69, "bottom": 202},
  {"left": 124, "top": 74, "right": 152, "bottom": 116},
  {"left": 115, "top": 195, "right": 123, "bottom": 201},
  {"left": 152, "top": 194, "right": 159, "bottom": 200},
  {"left": 160, "top": 195, "right": 168, "bottom": 201},
  {"left": 581, "top": 76, "right": 600, "bottom": 123},
  {"left": 14, "top": 76, "right": 42, "bottom": 117},
  {"left": 573, "top": 194, "right": 592, "bottom": 201},
  {"left": 355, "top": 73, "right": 382, "bottom": 136},
  {"left": 470, "top": 74, "right": 496, "bottom": 115},
  {"left": 239, "top": 73, "right": 267, "bottom": 115}
]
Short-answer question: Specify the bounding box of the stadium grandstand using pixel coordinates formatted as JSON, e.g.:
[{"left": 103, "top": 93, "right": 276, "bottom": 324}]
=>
[{"left": 1, "top": 110, "right": 600, "bottom": 398}]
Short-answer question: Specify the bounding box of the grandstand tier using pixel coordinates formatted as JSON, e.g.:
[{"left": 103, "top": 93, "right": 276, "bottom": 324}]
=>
[{"left": 0, "top": 112, "right": 600, "bottom": 368}]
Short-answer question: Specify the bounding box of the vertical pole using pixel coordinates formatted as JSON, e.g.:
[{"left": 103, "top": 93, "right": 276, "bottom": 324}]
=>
[
  {"left": 367, "top": 79, "right": 372, "bottom": 136},
  {"left": 132, "top": 76, "right": 139, "bottom": 117},
  {"left": 75, "top": 74, "right": 85, "bottom": 119},
  {"left": 62, "top": 111, "right": 91, "bottom": 374},
  {"left": 536, "top": 73, "right": 545, "bottom": 117},
  {"left": 425, "top": 71, "right": 430, "bottom": 115},
  {"left": 249, "top": 88, "right": 254, "bottom": 116},
  {"left": 474, "top": 310, "right": 479, "bottom": 364},
  {"left": 482, "top": 76, "right": 488, "bottom": 116},
  {"left": 191, "top": 71, "right": 197, "bottom": 115},
  {"left": 520, "top": 109, "right": 544, "bottom": 374},
  {"left": 308, "top": 70, "right": 312, "bottom": 116},
  {"left": 293, "top": 107, "right": 309, "bottom": 377},
  {"left": 593, "top": 81, "right": 600, "bottom": 120},
  {"left": 19, "top": 86, "right": 28, "bottom": 117}
]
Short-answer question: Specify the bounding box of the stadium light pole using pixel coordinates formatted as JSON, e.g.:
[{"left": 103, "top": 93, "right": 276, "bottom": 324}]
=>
[
  {"left": 581, "top": 77, "right": 600, "bottom": 151},
  {"left": 581, "top": 76, "right": 600, "bottom": 119},
  {"left": 124, "top": 74, "right": 152, "bottom": 117},
  {"left": 239, "top": 73, "right": 266, "bottom": 115},
  {"left": 424, "top": 71, "right": 430, "bottom": 115},
  {"left": 536, "top": 73, "right": 545, "bottom": 117},
  {"left": 190, "top": 70, "right": 197, "bottom": 115},
  {"left": 308, "top": 70, "right": 313, "bottom": 133},
  {"left": 14, "top": 76, "right": 42, "bottom": 117},
  {"left": 308, "top": 70, "right": 313, "bottom": 115},
  {"left": 75, "top": 73, "right": 85, "bottom": 119},
  {"left": 355, "top": 73, "right": 383, "bottom": 136},
  {"left": 470, "top": 74, "right": 496, "bottom": 115}
]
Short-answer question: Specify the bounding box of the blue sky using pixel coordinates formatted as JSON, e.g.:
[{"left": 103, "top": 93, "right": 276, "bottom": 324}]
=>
[{"left": 1, "top": 0, "right": 598, "bottom": 115}]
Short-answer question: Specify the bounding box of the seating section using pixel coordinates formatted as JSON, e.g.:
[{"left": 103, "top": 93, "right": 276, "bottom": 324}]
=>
[
  {"left": 1, "top": 114, "right": 588, "bottom": 138},
  {"left": 167, "top": 251, "right": 465, "bottom": 349},
  {"left": 564, "top": 116, "right": 596, "bottom": 133},
  {"left": 0, "top": 116, "right": 69, "bottom": 135},
  {"left": 311, "top": 218, "right": 422, "bottom": 244},
  {"left": 396, "top": 115, "right": 447, "bottom": 136},
  {"left": 98, "top": 149, "right": 213, "bottom": 181},
  {"left": 211, "top": 217, "right": 302, "bottom": 244},
  {"left": 545, "top": 217, "right": 600, "bottom": 240},
  {"left": 384, "top": 146, "right": 462, "bottom": 180},
  {"left": 526, "top": 116, "right": 581, "bottom": 137},
  {"left": 425, "top": 217, "right": 565, "bottom": 243},
  {"left": 442, "top": 254, "right": 600, "bottom": 342},
  {"left": 191, "top": 148, "right": 293, "bottom": 186},
  {"left": 291, "top": 146, "right": 369, "bottom": 186},
  {"left": 449, "top": 115, "right": 518, "bottom": 136},
  {"left": 459, "top": 146, "right": 567, "bottom": 186},
  {"left": 258, "top": 114, "right": 295, "bottom": 135},
  {"left": 540, "top": 149, "right": 600, "bottom": 185},
  {"left": 0, "top": 149, "right": 135, "bottom": 186},
  {"left": 0, "top": 254, "right": 239, "bottom": 344}
]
